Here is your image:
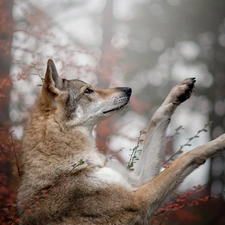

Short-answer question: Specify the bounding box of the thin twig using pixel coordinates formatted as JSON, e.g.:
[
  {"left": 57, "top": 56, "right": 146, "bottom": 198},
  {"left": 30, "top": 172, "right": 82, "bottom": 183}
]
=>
[
  {"left": 127, "top": 130, "right": 146, "bottom": 170},
  {"left": 0, "top": 208, "right": 19, "bottom": 225},
  {"left": 162, "top": 122, "right": 212, "bottom": 166},
  {"left": 10, "top": 132, "right": 22, "bottom": 178},
  {"left": 30, "top": 63, "right": 44, "bottom": 84}
]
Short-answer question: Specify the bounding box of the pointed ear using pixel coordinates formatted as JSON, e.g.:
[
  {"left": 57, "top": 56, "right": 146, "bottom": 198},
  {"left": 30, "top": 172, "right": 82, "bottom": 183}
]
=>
[{"left": 43, "top": 59, "right": 63, "bottom": 96}]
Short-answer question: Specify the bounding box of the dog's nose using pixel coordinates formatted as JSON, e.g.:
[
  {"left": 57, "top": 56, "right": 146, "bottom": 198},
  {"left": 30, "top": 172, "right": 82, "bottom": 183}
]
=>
[{"left": 121, "top": 87, "right": 132, "bottom": 97}]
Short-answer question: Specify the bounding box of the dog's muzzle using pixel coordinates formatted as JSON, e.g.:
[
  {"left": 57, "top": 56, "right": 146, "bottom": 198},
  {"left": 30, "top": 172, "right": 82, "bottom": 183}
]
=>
[
  {"left": 102, "top": 87, "right": 132, "bottom": 114},
  {"left": 119, "top": 87, "right": 132, "bottom": 97}
]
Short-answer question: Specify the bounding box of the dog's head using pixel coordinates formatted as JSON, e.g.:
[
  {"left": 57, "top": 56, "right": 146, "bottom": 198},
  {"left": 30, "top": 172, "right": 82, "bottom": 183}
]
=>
[{"left": 40, "top": 59, "right": 132, "bottom": 127}]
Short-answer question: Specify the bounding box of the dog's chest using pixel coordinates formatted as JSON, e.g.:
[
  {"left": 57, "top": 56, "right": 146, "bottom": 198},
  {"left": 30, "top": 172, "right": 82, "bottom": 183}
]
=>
[{"left": 89, "top": 166, "right": 132, "bottom": 188}]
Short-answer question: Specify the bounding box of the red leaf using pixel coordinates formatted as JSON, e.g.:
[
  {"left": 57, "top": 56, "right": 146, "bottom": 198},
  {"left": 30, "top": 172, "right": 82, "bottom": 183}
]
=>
[
  {"left": 34, "top": 201, "right": 41, "bottom": 205},
  {"left": 15, "top": 218, "right": 23, "bottom": 223},
  {"left": 41, "top": 189, "right": 47, "bottom": 194},
  {"left": 43, "top": 194, "right": 50, "bottom": 197},
  {"left": 25, "top": 209, "right": 32, "bottom": 214}
]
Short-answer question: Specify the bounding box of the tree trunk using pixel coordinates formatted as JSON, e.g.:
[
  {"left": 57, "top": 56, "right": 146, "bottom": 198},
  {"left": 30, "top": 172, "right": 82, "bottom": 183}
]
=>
[
  {"left": 207, "top": 44, "right": 225, "bottom": 195},
  {"left": 0, "top": 0, "right": 14, "bottom": 127},
  {"left": 96, "top": 0, "right": 115, "bottom": 153},
  {"left": 98, "top": 0, "right": 114, "bottom": 88}
]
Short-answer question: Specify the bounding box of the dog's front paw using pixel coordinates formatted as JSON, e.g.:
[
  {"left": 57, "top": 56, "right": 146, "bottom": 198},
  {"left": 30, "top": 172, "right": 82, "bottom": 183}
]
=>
[{"left": 171, "top": 78, "right": 196, "bottom": 105}]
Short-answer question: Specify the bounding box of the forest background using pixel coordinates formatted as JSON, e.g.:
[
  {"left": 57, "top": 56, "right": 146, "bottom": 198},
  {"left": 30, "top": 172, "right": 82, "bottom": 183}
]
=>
[{"left": 0, "top": 0, "right": 225, "bottom": 224}]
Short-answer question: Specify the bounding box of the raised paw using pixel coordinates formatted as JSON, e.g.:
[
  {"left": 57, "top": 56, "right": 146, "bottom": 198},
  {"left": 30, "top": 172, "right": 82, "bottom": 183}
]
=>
[{"left": 170, "top": 78, "right": 196, "bottom": 105}]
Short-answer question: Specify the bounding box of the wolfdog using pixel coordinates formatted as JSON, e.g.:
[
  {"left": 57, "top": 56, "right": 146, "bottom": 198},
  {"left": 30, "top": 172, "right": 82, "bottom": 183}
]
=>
[{"left": 17, "top": 59, "right": 225, "bottom": 224}]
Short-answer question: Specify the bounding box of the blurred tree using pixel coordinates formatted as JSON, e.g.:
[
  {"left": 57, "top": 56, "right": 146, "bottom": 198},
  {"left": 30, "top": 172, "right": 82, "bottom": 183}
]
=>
[
  {"left": 96, "top": 0, "right": 123, "bottom": 157},
  {"left": 0, "top": 0, "right": 14, "bottom": 127},
  {"left": 0, "top": 1, "right": 16, "bottom": 224},
  {"left": 99, "top": 0, "right": 114, "bottom": 87}
]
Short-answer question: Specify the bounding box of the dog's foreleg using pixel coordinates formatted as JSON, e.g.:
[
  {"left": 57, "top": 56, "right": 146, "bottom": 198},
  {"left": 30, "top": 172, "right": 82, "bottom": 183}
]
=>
[
  {"left": 134, "top": 78, "right": 196, "bottom": 185},
  {"left": 132, "top": 134, "right": 225, "bottom": 221}
]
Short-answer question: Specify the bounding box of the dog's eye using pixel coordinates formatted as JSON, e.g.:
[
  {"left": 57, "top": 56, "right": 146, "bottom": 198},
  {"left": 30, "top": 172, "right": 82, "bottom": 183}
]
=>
[{"left": 84, "top": 88, "right": 94, "bottom": 94}]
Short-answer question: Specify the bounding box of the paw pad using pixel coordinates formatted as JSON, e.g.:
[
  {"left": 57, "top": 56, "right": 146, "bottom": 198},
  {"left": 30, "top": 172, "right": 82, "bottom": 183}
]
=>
[{"left": 176, "top": 78, "right": 196, "bottom": 104}]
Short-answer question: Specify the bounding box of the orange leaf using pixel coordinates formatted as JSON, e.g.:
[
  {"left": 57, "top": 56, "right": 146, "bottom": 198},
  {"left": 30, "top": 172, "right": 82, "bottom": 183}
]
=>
[
  {"left": 25, "top": 209, "right": 32, "bottom": 214},
  {"left": 15, "top": 218, "right": 23, "bottom": 223}
]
